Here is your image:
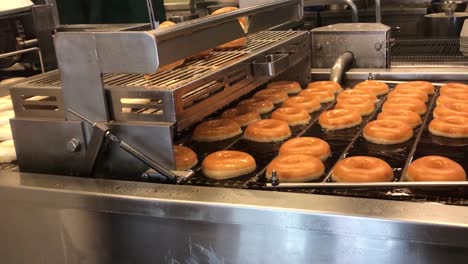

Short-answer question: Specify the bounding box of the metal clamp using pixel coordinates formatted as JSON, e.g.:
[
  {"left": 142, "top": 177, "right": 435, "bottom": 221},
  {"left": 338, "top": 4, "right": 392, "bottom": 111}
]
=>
[{"left": 253, "top": 53, "right": 290, "bottom": 77}]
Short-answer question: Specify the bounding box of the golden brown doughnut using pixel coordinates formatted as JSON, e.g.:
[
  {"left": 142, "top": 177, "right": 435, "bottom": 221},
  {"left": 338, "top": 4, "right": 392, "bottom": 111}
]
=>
[
  {"left": 377, "top": 110, "right": 422, "bottom": 128},
  {"left": 331, "top": 156, "right": 394, "bottom": 182},
  {"left": 388, "top": 89, "right": 428, "bottom": 103},
  {"left": 382, "top": 98, "right": 427, "bottom": 115},
  {"left": 271, "top": 107, "right": 310, "bottom": 126},
  {"left": 436, "top": 93, "right": 468, "bottom": 105},
  {"left": 173, "top": 145, "right": 198, "bottom": 170},
  {"left": 282, "top": 96, "right": 321, "bottom": 113},
  {"left": 193, "top": 119, "right": 242, "bottom": 142},
  {"left": 152, "top": 21, "right": 185, "bottom": 72},
  {"left": 299, "top": 89, "right": 335, "bottom": 103},
  {"left": 394, "top": 81, "right": 435, "bottom": 94},
  {"left": 244, "top": 119, "right": 291, "bottom": 142},
  {"left": 253, "top": 88, "right": 289, "bottom": 104},
  {"left": 433, "top": 102, "right": 468, "bottom": 118},
  {"left": 267, "top": 81, "right": 302, "bottom": 94},
  {"left": 307, "top": 81, "right": 342, "bottom": 94},
  {"left": 429, "top": 116, "right": 468, "bottom": 138},
  {"left": 319, "top": 109, "right": 362, "bottom": 130},
  {"left": 266, "top": 154, "right": 325, "bottom": 182},
  {"left": 279, "top": 137, "right": 331, "bottom": 161},
  {"left": 222, "top": 107, "right": 260, "bottom": 127},
  {"left": 202, "top": 150, "right": 256, "bottom": 179},
  {"left": 440, "top": 83, "right": 468, "bottom": 95},
  {"left": 353, "top": 80, "right": 389, "bottom": 96},
  {"left": 406, "top": 156, "right": 466, "bottom": 181},
  {"left": 335, "top": 97, "right": 375, "bottom": 116},
  {"left": 337, "top": 89, "right": 377, "bottom": 102},
  {"left": 211, "top": 7, "right": 246, "bottom": 49},
  {"left": 237, "top": 98, "right": 274, "bottom": 114},
  {"left": 363, "top": 120, "right": 413, "bottom": 144}
]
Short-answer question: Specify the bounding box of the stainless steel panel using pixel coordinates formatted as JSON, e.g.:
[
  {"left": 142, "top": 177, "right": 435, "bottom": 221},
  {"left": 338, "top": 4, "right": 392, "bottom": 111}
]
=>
[{"left": 1, "top": 172, "right": 468, "bottom": 263}]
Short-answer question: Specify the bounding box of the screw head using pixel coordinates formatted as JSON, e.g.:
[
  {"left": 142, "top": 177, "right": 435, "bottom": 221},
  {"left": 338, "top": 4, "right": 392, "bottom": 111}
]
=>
[
  {"left": 374, "top": 42, "right": 383, "bottom": 51},
  {"left": 66, "top": 138, "right": 81, "bottom": 153}
]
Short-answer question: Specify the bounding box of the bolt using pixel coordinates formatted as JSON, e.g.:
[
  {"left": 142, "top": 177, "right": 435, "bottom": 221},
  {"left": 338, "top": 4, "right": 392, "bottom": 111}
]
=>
[
  {"left": 374, "top": 42, "right": 383, "bottom": 51},
  {"left": 66, "top": 138, "right": 81, "bottom": 153}
]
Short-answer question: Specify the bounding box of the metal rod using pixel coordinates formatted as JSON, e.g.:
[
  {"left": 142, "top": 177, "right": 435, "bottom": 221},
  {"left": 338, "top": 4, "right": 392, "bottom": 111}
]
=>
[
  {"left": 376, "top": 80, "right": 446, "bottom": 87},
  {"left": 330, "top": 51, "right": 354, "bottom": 84},
  {"left": 266, "top": 181, "right": 468, "bottom": 188},
  {"left": 67, "top": 108, "right": 96, "bottom": 126},
  {"left": 145, "top": 0, "right": 158, "bottom": 29},
  {"left": 0, "top": 47, "right": 45, "bottom": 73},
  {"left": 374, "top": 0, "right": 381, "bottom": 23},
  {"left": 342, "top": 0, "right": 358, "bottom": 23}
]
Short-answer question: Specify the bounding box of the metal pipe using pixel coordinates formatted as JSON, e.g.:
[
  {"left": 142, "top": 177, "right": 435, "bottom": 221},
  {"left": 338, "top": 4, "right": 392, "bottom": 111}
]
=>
[
  {"left": 330, "top": 51, "right": 354, "bottom": 84},
  {"left": 342, "top": 0, "right": 358, "bottom": 23},
  {"left": 374, "top": 0, "right": 381, "bottom": 23},
  {"left": 0, "top": 47, "right": 45, "bottom": 73}
]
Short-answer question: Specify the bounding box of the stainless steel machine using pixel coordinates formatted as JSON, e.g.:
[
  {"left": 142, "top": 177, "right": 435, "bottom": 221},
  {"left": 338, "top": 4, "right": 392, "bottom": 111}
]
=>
[{"left": 2, "top": 0, "right": 468, "bottom": 263}]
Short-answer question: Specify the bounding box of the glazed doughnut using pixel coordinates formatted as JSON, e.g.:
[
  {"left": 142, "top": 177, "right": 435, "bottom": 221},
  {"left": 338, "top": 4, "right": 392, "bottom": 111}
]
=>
[
  {"left": 388, "top": 89, "right": 428, "bottom": 103},
  {"left": 157, "top": 21, "right": 185, "bottom": 71},
  {"left": 319, "top": 109, "right": 362, "bottom": 130},
  {"left": 193, "top": 119, "right": 242, "bottom": 142},
  {"left": 440, "top": 83, "right": 468, "bottom": 95},
  {"left": 337, "top": 89, "right": 377, "bottom": 102},
  {"left": 222, "top": 107, "right": 260, "bottom": 127},
  {"left": 436, "top": 93, "right": 468, "bottom": 105},
  {"left": 267, "top": 81, "right": 302, "bottom": 94},
  {"left": 353, "top": 80, "right": 389, "bottom": 96},
  {"left": 363, "top": 120, "right": 413, "bottom": 144},
  {"left": 299, "top": 88, "right": 335, "bottom": 103},
  {"left": 279, "top": 137, "right": 331, "bottom": 161},
  {"left": 335, "top": 97, "right": 375, "bottom": 116},
  {"left": 211, "top": 7, "right": 246, "bottom": 49},
  {"left": 394, "top": 81, "right": 435, "bottom": 94},
  {"left": 307, "top": 81, "right": 342, "bottom": 94},
  {"left": 266, "top": 154, "right": 325, "bottom": 182},
  {"left": 331, "top": 156, "right": 394, "bottom": 182},
  {"left": 271, "top": 107, "right": 310, "bottom": 126},
  {"left": 0, "top": 124, "right": 12, "bottom": 141},
  {"left": 202, "top": 150, "right": 256, "bottom": 179},
  {"left": 382, "top": 98, "right": 427, "bottom": 115},
  {"left": 173, "top": 145, "right": 198, "bottom": 170},
  {"left": 377, "top": 110, "right": 422, "bottom": 128},
  {"left": 244, "top": 119, "right": 291, "bottom": 142},
  {"left": 253, "top": 88, "right": 288, "bottom": 104},
  {"left": 0, "top": 140, "right": 16, "bottom": 163},
  {"left": 433, "top": 102, "right": 468, "bottom": 118},
  {"left": 282, "top": 96, "right": 321, "bottom": 113},
  {"left": 429, "top": 116, "right": 468, "bottom": 138},
  {"left": 237, "top": 98, "right": 274, "bottom": 114},
  {"left": 406, "top": 156, "right": 466, "bottom": 181}
]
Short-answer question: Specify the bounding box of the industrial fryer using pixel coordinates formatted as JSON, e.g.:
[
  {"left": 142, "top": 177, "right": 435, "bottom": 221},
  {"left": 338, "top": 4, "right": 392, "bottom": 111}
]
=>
[{"left": 2, "top": 0, "right": 468, "bottom": 263}]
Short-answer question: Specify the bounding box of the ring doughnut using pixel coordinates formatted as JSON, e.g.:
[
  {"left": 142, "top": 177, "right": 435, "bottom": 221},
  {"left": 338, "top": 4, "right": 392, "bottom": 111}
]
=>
[
  {"left": 406, "top": 156, "right": 466, "bottom": 181},
  {"left": 202, "top": 150, "right": 256, "bottom": 179},
  {"left": 307, "top": 81, "right": 342, "bottom": 94},
  {"left": 279, "top": 137, "right": 331, "bottom": 161},
  {"left": 353, "top": 80, "right": 389, "bottom": 96},
  {"left": 440, "top": 83, "right": 468, "bottom": 95},
  {"left": 377, "top": 110, "right": 422, "bottom": 128},
  {"left": 383, "top": 98, "right": 427, "bottom": 115},
  {"left": 331, "top": 156, "right": 394, "bottom": 182},
  {"left": 299, "top": 89, "right": 335, "bottom": 103},
  {"left": 337, "top": 89, "right": 377, "bottom": 102},
  {"left": 244, "top": 119, "right": 291, "bottom": 142},
  {"left": 429, "top": 116, "right": 468, "bottom": 138},
  {"left": 436, "top": 93, "right": 468, "bottom": 105},
  {"left": 388, "top": 89, "right": 428, "bottom": 103},
  {"left": 211, "top": 7, "right": 247, "bottom": 49},
  {"left": 335, "top": 97, "right": 375, "bottom": 116},
  {"left": 282, "top": 96, "right": 321, "bottom": 113},
  {"left": 222, "top": 107, "right": 260, "bottom": 127},
  {"left": 394, "top": 81, "right": 435, "bottom": 94},
  {"left": 271, "top": 107, "right": 311, "bottom": 126},
  {"left": 433, "top": 102, "right": 468, "bottom": 118},
  {"left": 319, "top": 109, "right": 362, "bottom": 130},
  {"left": 266, "top": 154, "right": 325, "bottom": 182},
  {"left": 173, "top": 145, "right": 198, "bottom": 170},
  {"left": 253, "top": 88, "right": 289, "bottom": 104},
  {"left": 267, "top": 81, "right": 302, "bottom": 94},
  {"left": 193, "top": 119, "right": 242, "bottom": 142},
  {"left": 237, "top": 98, "right": 274, "bottom": 114},
  {"left": 363, "top": 120, "right": 413, "bottom": 144}
]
